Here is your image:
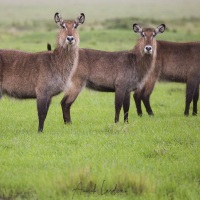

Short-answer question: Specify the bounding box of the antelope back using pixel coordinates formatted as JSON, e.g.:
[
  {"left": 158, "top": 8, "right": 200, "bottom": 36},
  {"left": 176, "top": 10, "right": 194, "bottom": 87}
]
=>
[{"left": 54, "top": 13, "right": 85, "bottom": 49}]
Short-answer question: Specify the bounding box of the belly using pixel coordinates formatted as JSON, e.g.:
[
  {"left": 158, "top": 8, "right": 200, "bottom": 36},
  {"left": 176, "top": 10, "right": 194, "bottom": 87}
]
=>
[
  {"left": 86, "top": 80, "right": 115, "bottom": 92},
  {"left": 2, "top": 74, "right": 36, "bottom": 98}
]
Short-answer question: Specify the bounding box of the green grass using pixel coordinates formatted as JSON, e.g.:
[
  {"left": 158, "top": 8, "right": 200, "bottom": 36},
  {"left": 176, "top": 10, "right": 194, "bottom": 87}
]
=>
[{"left": 0, "top": 83, "right": 200, "bottom": 200}]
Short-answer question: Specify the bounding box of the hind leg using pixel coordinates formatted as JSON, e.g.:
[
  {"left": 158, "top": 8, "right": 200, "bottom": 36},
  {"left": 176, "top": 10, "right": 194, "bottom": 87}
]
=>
[
  {"left": 184, "top": 80, "right": 198, "bottom": 116},
  {"left": 115, "top": 88, "right": 126, "bottom": 123},
  {"left": 37, "top": 95, "right": 52, "bottom": 132},
  {"left": 123, "top": 91, "right": 130, "bottom": 123},
  {"left": 192, "top": 84, "right": 199, "bottom": 116},
  {"left": 61, "top": 79, "right": 85, "bottom": 124}
]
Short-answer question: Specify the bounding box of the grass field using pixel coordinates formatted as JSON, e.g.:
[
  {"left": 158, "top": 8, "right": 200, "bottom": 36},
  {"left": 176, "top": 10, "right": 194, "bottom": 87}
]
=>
[
  {"left": 0, "top": 84, "right": 199, "bottom": 200},
  {"left": 0, "top": 1, "right": 200, "bottom": 199}
]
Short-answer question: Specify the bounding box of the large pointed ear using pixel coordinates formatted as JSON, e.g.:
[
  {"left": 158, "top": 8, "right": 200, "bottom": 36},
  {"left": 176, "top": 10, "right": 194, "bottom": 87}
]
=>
[
  {"left": 54, "top": 12, "right": 65, "bottom": 28},
  {"left": 74, "top": 13, "right": 85, "bottom": 28},
  {"left": 133, "top": 24, "right": 143, "bottom": 34},
  {"left": 155, "top": 24, "right": 165, "bottom": 35}
]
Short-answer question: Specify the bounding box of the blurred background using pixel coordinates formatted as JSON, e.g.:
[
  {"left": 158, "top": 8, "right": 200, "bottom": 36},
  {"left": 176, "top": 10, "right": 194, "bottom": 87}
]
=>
[{"left": 0, "top": 0, "right": 200, "bottom": 51}]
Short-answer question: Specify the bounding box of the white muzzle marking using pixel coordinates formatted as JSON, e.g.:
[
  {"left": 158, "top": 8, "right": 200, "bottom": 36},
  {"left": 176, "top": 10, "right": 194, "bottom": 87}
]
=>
[
  {"left": 144, "top": 45, "right": 153, "bottom": 54},
  {"left": 66, "top": 36, "right": 75, "bottom": 45}
]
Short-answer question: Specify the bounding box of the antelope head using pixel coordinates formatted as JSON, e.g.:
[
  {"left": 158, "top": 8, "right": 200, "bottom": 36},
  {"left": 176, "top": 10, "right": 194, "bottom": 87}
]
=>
[
  {"left": 54, "top": 12, "right": 85, "bottom": 49},
  {"left": 133, "top": 24, "right": 165, "bottom": 55}
]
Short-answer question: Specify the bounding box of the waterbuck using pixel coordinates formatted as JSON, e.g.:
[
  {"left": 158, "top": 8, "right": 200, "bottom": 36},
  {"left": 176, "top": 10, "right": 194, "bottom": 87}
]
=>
[
  {"left": 134, "top": 31, "right": 200, "bottom": 116},
  {"left": 60, "top": 24, "right": 165, "bottom": 124},
  {"left": 0, "top": 12, "right": 85, "bottom": 132}
]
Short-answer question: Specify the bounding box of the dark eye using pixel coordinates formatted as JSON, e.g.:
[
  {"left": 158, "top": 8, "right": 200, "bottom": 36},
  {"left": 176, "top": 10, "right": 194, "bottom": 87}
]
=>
[
  {"left": 152, "top": 32, "right": 156, "bottom": 37},
  {"left": 141, "top": 32, "right": 145, "bottom": 37},
  {"left": 61, "top": 23, "right": 66, "bottom": 29},
  {"left": 73, "top": 23, "right": 78, "bottom": 29}
]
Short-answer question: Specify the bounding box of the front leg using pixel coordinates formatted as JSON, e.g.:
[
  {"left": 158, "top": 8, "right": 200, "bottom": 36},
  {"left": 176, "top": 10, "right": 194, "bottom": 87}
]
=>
[
  {"left": 133, "top": 91, "right": 143, "bottom": 116},
  {"left": 61, "top": 78, "right": 85, "bottom": 124},
  {"left": 135, "top": 65, "right": 160, "bottom": 116},
  {"left": 61, "top": 95, "right": 73, "bottom": 124}
]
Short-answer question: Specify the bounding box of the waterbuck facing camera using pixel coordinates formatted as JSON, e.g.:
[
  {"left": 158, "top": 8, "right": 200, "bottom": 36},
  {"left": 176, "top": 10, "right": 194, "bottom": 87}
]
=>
[
  {"left": 134, "top": 24, "right": 200, "bottom": 117},
  {"left": 55, "top": 12, "right": 85, "bottom": 48},
  {"left": 0, "top": 12, "right": 85, "bottom": 132},
  {"left": 60, "top": 23, "right": 165, "bottom": 124},
  {"left": 133, "top": 23, "right": 165, "bottom": 55}
]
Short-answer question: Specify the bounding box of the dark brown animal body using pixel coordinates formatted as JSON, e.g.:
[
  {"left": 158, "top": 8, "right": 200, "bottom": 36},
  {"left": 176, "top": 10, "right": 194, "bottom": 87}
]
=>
[
  {"left": 60, "top": 24, "right": 165, "bottom": 123},
  {"left": 0, "top": 13, "right": 85, "bottom": 132},
  {"left": 134, "top": 40, "right": 200, "bottom": 116}
]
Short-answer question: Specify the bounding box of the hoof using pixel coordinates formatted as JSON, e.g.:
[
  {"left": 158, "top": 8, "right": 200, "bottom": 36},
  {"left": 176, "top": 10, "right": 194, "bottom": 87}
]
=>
[
  {"left": 64, "top": 121, "right": 72, "bottom": 124},
  {"left": 148, "top": 112, "right": 154, "bottom": 116},
  {"left": 38, "top": 128, "right": 43, "bottom": 133}
]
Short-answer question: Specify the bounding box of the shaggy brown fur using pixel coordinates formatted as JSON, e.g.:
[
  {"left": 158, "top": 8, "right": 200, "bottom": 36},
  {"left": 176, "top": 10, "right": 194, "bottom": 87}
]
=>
[
  {"left": 60, "top": 24, "right": 165, "bottom": 123},
  {"left": 134, "top": 40, "right": 200, "bottom": 116},
  {"left": 0, "top": 13, "right": 85, "bottom": 132}
]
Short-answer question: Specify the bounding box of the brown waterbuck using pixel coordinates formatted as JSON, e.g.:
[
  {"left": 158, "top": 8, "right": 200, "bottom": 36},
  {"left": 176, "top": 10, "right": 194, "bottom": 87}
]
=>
[
  {"left": 60, "top": 24, "right": 165, "bottom": 124},
  {"left": 0, "top": 12, "right": 85, "bottom": 132},
  {"left": 134, "top": 28, "right": 200, "bottom": 116}
]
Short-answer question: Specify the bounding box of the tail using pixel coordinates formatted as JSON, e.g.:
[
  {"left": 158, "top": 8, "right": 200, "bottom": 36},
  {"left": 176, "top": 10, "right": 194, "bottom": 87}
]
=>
[{"left": 47, "top": 43, "right": 52, "bottom": 51}]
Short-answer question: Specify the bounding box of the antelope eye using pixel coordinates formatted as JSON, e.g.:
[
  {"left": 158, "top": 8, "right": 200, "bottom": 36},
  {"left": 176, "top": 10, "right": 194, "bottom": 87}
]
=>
[
  {"left": 73, "top": 23, "right": 78, "bottom": 29},
  {"left": 152, "top": 32, "right": 156, "bottom": 37},
  {"left": 141, "top": 32, "right": 145, "bottom": 37},
  {"left": 61, "top": 23, "right": 66, "bottom": 29}
]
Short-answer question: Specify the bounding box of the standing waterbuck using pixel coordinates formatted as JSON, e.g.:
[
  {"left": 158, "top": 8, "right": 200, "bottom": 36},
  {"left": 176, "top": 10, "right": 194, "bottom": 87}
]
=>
[
  {"left": 0, "top": 12, "right": 85, "bottom": 132},
  {"left": 134, "top": 33, "right": 200, "bottom": 116},
  {"left": 60, "top": 24, "right": 165, "bottom": 124}
]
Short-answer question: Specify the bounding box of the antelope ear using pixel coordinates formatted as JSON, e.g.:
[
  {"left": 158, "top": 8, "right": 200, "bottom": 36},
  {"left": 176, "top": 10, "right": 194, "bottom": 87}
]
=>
[
  {"left": 155, "top": 24, "right": 165, "bottom": 34},
  {"left": 75, "top": 13, "right": 85, "bottom": 28},
  {"left": 133, "top": 24, "right": 142, "bottom": 34},
  {"left": 54, "top": 12, "right": 65, "bottom": 28}
]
